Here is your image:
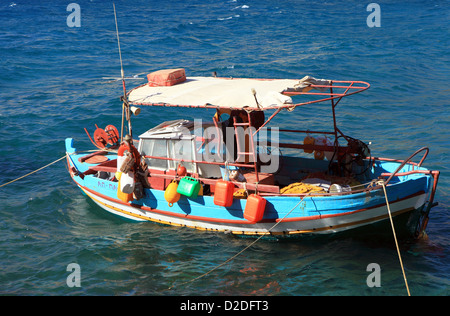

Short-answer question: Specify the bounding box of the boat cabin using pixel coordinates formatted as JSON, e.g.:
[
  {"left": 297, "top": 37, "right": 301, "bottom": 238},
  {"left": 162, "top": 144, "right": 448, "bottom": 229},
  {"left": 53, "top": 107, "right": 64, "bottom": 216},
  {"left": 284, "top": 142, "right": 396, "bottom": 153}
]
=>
[
  {"left": 139, "top": 119, "right": 222, "bottom": 178},
  {"left": 135, "top": 109, "right": 379, "bottom": 197},
  {"left": 85, "top": 75, "right": 377, "bottom": 196},
  {"left": 137, "top": 117, "right": 278, "bottom": 192}
]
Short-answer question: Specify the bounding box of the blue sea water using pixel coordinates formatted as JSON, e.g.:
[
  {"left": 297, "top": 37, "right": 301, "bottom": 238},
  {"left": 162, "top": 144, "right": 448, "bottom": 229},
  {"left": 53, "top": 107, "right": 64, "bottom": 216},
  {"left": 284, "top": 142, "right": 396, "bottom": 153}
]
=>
[{"left": 0, "top": 0, "right": 448, "bottom": 296}]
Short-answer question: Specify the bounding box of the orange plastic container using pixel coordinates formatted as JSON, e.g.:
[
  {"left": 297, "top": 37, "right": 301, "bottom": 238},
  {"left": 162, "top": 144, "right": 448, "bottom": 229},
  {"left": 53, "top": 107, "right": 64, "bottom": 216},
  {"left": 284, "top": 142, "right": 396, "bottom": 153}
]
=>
[
  {"left": 244, "top": 194, "right": 266, "bottom": 223},
  {"left": 303, "top": 135, "right": 315, "bottom": 153},
  {"left": 213, "top": 180, "right": 234, "bottom": 207}
]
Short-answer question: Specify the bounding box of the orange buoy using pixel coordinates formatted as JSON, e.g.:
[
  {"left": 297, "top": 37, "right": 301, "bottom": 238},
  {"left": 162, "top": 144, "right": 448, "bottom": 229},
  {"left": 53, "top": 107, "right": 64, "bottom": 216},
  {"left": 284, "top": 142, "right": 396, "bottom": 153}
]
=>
[
  {"left": 303, "top": 135, "right": 315, "bottom": 153},
  {"left": 177, "top": 164, "right": 187, "bottom": 177},
  {"left": 164, "top": 181, "right": 181, "bottom": 207},
  {"left": 314, "top": 150, "right": 325, "bottom": 160}
]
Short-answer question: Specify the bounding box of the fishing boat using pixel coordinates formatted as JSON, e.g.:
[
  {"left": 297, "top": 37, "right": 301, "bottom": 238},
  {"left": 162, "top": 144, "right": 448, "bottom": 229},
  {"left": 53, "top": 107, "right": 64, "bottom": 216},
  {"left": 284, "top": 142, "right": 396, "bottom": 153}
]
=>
[{"left": 65, "top": 68, "right": 440, "bottom": 238}]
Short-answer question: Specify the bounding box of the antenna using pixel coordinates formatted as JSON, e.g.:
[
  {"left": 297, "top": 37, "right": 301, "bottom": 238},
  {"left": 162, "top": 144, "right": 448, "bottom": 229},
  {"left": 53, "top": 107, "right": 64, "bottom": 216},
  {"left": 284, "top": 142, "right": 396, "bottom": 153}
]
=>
[{"left": 113, "top": 2, "right": 132, "bottom": 141}]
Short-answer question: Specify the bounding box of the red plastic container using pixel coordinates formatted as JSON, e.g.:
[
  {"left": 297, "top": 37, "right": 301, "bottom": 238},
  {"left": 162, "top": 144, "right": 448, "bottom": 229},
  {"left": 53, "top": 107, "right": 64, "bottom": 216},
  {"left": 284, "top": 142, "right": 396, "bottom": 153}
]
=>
[
  {"left": 244, "top": 194, "right": 266, "bottom": 223},
  {"left": 147, "top": 68, "right": 186, "bottom": 87},
  {"left": 213, "top": 180, "right": 234, "bottom": 207}
]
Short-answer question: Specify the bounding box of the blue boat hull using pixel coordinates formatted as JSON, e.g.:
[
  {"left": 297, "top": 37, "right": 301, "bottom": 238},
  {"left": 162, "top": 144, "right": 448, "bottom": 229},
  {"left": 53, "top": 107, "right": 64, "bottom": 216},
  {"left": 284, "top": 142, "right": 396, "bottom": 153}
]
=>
[{"left": 65, "top": 139, "right": 435, "bottom": 237}]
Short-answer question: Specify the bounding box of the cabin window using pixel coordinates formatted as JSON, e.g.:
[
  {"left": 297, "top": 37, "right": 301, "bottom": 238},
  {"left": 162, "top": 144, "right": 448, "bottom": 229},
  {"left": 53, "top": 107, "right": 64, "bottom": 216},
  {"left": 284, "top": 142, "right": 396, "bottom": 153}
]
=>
[
  {"left": 168, "top": 139, "right": 195, "bottom": 173},
  {"left": 140, "top": 139, "right": 168, "bottom": 170}
]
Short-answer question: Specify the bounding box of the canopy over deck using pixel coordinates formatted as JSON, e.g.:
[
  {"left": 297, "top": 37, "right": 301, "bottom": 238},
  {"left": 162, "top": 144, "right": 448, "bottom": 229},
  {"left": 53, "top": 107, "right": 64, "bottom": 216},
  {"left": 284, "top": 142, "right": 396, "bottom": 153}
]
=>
[{"left": 127, "top": 75, "right": 370, "bottom": 111}]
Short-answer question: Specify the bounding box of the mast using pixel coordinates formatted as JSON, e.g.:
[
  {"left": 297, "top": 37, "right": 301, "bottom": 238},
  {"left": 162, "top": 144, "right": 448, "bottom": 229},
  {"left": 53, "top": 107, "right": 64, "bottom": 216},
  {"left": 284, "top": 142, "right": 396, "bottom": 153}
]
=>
[{"left": 113, "top": 2, "right": 132, "bottom": 141}]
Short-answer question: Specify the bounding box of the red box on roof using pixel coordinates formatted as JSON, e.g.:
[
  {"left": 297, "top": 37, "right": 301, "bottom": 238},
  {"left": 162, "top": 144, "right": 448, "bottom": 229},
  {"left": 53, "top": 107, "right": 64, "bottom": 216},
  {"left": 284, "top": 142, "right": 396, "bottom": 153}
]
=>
[{"left": 147, "top": 68, "right": 186, "bottom": 87}]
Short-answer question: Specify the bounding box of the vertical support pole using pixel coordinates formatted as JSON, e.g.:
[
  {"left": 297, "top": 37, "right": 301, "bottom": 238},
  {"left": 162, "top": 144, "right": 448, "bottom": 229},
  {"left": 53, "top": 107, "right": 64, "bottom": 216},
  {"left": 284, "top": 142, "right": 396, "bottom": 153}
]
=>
[
  {"left": 330, "top": 83, "right": 339, "bottom": 144},
  {"left": 212, "top": 115, "right": 222, "bottom": 162},
  {"left": 330, "top": 83, "right": 342, "bottom": 175},
  {"left": 247, "top": 112, "right": 259, "bottom": 183}
]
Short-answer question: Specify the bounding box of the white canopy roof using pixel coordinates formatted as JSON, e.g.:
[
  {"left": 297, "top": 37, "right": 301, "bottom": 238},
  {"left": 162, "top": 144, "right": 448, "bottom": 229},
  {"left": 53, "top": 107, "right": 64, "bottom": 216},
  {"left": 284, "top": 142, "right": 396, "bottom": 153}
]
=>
[{"left": 128, "top": 76, "right": 331, "bottom": 110}]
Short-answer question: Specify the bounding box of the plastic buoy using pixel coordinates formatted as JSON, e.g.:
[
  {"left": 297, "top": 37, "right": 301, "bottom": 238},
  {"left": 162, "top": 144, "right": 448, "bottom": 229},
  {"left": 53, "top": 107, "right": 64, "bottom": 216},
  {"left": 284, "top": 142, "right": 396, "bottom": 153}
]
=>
[
  {"left": 314, "top": 150, "right": 325, "bottom": 160},
  {"left": 164, "top": 181, "right": 181, "bottom": 207},
  {"left": 303, "top": 135, "right": 315, "bottom": 153},
  {"left": 177, "top": 164, "right": 187, "bottom": 177}
]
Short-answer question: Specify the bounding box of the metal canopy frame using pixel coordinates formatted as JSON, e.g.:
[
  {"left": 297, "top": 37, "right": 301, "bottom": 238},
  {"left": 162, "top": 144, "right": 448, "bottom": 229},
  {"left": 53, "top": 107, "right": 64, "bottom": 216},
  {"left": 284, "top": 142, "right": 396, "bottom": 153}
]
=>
[{"left": 130, "top": 78, "right": 371, "bottom": 185}]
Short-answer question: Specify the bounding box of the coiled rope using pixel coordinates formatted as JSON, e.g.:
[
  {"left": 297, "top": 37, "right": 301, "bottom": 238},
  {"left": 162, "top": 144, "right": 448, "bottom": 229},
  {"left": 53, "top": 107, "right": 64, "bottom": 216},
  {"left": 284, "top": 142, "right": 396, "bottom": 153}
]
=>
[{"left": 168, "top": 193, "right": 310, "bottom": 290}]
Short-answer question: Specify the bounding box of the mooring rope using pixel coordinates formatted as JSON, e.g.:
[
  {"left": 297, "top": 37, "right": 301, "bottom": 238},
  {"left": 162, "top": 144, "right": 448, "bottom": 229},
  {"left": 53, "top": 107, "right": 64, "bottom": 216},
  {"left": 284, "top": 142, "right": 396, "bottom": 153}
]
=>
[
  {"left": 380, "top": 180, "right": 411, "bottom": 296},
  {"left": 0, "top": 149, "right": 116, "bottom": 189},
  {"left": 0, "top": 155, "right": 67, "bottom": 188},
  {"left": 168, "top": 193, "right": 310, "bottom": 290}
]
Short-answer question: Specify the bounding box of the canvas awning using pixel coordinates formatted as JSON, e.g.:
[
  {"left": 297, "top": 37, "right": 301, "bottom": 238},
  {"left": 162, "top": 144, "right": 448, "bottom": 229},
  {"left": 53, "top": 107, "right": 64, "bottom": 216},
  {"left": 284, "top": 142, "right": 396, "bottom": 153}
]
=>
[{"left": 127, "top": 76, "right": 332, "bottom": 110}]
